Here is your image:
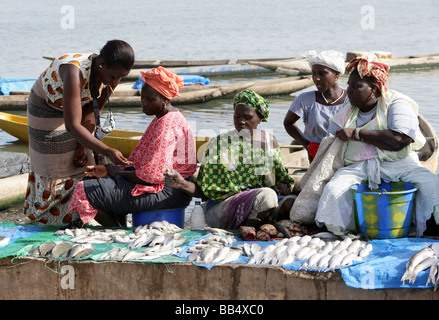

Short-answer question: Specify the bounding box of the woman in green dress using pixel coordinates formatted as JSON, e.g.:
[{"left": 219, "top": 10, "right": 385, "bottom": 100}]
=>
[{"left": 164, "top": 89, "right": 294, "bottom": 229}]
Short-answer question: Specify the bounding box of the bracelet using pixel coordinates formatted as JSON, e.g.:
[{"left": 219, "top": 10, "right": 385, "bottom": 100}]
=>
[{"left": 354, "top": 128, "right": 364, "bottom": 142}]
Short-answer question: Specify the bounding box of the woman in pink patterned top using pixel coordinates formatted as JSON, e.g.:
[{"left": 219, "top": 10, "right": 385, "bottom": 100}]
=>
[{"left": 67, "top": 67, "right": 197, "bottom": 227}]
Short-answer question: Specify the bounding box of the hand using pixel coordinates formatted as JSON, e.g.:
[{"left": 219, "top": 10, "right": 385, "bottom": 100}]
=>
[
  {"left": 85, "top": 165, "right": 108, "bottom": 178},
  {"left": 335, "top": 128, "right": 356, "bottom": 142},
  {"left": 73, "top": 144, "right": 88, "bottom": 167},
  {"left": 163, "top": 168, "right": 186, "bottom": 188},
  {"left": 273, "top": 183, "right": 292, "bottom": 196},
  {"left": 106, "top": 148, "right": 132, "bottom": 166}
]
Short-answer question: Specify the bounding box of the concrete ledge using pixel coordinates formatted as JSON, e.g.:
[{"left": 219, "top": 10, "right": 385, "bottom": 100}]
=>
[{"left": 0, "top": 257, "right": 438, "bottom": 300}]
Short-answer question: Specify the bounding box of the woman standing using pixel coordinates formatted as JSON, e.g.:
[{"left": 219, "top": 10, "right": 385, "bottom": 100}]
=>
[
  {"left": 283, "top": 50, "right": 348, "bottom": 162},
  {"left": 67, "top": 67, "right": 197, "bottom": 227},
  {"left": 25, "top": 40, "right": 134, "bottom": 224}
]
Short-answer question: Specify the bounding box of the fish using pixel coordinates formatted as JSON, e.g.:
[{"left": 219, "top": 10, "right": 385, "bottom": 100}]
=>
[
  {"left": 37, "top": 242, "right": 57, "bottom": 257},
  {"left": 66, "top": 244, "right": 87, "bottom": 259},
  {"left": 199, "top": 247, "right": 219, "bottom": 264},
  {"left": 401, "top": 246, "right": 436, "bottom": 284},
  {"left": 74, "top": 246, "right": 95, "bottom": 259},
  {"left": 307, "top": 252, "right": 324, "bottom": 270},
  {"left": 327, "top": 254, "right": 344, "bottom": 272},
  {"left": 205, "top": 227, "right": 233, "bottom": 235},
  {"left": 211, "top": 247, "right": 231, "bottom": 264},
  {"left": 49, "top": 242, "right": 73, "bottom": 258},
  {"left": 295, "top": 246, "right": 313, "bottom": 260},
  {"left": 409, "top": 257, "right": 438, "bottom": 284},
  {"left": 216, "top": 249, "right": 241, "bottom": 265},
  {"left": 426, "top": 261, "right": 439, "bottom": 287},
  {"left": 316, "top": 254, "right": 332, "bottom": 271},
  {"left": 297, "top": 235, "right": 312, "bottom": 246},
  {"left": 358, "top": 243, "right": 373, "bottom": 258},
  {"left": 339, "top": 252, "right": 357, "bottom": 268}
]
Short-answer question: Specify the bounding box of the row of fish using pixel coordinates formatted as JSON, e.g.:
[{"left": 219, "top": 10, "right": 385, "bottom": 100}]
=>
[
  {"left": 401, "top": 245, "right": 439, "bottom": 288},
  {"left": 185, "top": 233, "right": 373, "bottom": 270},
  {"left": 28, "top": 241, "right": 95, "bottom": 260},
  {"left": 244, "top": 235, "right": 373, "bottom": 271}
]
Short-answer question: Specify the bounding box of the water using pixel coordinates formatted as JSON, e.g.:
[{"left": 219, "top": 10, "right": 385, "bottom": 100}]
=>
[{"left": 1, "top": 0, "right": 439, "bottom": 146}]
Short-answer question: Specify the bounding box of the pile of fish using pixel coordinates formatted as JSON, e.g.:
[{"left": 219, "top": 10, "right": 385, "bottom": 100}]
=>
[
  {"left": 243, "top": 235, "right": 372, "bottom": 271},
  {"left": 187, "top": 234, "right": 240, "bottom": 265},
  {"left": 28, "top": 241, "right": 95, "bottom": 260},
  {"left": 185, "top": 232, "right": 373, "bottom": 270},
  {"left": 401, "top": 245, "right": 439, "bottom": 289}
]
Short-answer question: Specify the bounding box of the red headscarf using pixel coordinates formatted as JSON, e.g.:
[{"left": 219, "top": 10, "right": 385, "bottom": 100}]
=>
[
  {"left": 346, "top": 57, "right": 390, "bottom": 93},
  {"left": 140, "top": 66, "right": 184, "bottom": 99}
]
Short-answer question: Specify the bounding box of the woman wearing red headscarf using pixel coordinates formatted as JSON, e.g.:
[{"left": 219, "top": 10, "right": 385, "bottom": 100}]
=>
[
  {"left": 66, "top": 67, "right": 197, "bottom": 227},
  {"left": 315, "top": 56, "right": 439, "bottom": 237}
]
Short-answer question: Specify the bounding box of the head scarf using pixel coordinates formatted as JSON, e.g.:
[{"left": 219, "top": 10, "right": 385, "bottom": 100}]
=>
[
  {"left": 307, "top": 50, "right": 346, "bottom": 74},
  {"left": 140, "top": 66, "right": 184, "bottom": 99},
  {"left": 233, "top": 89, "right": 270, "bottom": 122},
  {"left": 346, "top": 57, "right": 390, "bottom": 93}
]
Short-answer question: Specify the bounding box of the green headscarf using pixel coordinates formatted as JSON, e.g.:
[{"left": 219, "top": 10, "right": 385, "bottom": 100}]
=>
[{"left": 233, "top": 89, "right": 270, "bottom": 122}]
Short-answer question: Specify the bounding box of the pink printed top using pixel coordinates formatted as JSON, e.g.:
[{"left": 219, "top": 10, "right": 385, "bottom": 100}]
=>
[{"left": 125, "top": 109, "right": 197, "bottom": 196}]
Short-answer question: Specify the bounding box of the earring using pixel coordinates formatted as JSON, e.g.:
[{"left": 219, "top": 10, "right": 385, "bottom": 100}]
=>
[{"left": 99, "top": 65, "right": 103, "bottom": 69}]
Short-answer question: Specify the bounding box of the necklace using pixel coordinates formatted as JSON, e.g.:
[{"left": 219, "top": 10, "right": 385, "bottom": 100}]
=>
[{"left": 321, "top": 89, "right": 344, "bottom": 105}]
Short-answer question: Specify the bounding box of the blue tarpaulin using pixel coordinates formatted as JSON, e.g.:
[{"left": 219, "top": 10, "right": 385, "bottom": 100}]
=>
[
  {"left": 132, "top": 74, "right": 210, "bottom": 90},
  {"left": 0, "top": 77, "right": 36, "bottom": 95}
]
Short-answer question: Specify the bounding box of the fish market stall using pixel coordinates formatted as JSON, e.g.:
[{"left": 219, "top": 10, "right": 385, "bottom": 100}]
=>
[{"left": 0, "top": 222, "right": 439, "bottom": 300}]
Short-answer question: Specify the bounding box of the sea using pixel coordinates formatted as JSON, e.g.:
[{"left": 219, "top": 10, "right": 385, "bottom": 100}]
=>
[{"left": 1, "top": 0, "right": 439, "bottom": 147}]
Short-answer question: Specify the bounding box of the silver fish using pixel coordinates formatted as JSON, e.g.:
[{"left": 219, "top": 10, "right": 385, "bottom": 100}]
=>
[
  {"left": 401, "top": 246, "right": 436, "bottom": 284},
  {"left": 409, "top": 256, "right": 438, "bottom": 284},
  {"left": 328, "top": 253, "right": 344, "bottom": 271},
  {"left": 316, "top": 254, "right": 332, "bottom": 271},
  {"left": 216, "top": 249, "right": 241, "bottom": 265},
  {"left": 37, "top": 242, "right": 57, "bottom": 257},
  {"left": 426, "top": 260, "right": 439, "bottom": 287},
  {"left": 66, "top": 244, "right": 87, "bottom": 259},
  {"left": 49, "top": 242, "right": 73, "bottom": 258},
  {"left": 211, "top": 247, "right": 231, "bottom": 264},
  {"left": 74, "top": 246, "right": 95, "bottom": 259}
]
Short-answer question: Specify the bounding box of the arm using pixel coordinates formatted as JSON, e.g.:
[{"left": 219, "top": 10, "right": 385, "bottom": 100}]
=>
[
  {"left": 335, "top": 128, "right": 413, "bottom": 151},
  {"left": 85, "top": 164, "right": 152, "bottom": 185},
  {"left": 283, "top": 110, "right": 309, "bottom": 148},
  {"left": 59, "top": 64, "right": 130, "bottom": 165}
]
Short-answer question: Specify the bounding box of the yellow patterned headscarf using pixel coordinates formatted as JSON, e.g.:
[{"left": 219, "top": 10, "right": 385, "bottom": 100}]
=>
[{"left": 346, "top": 57, "right": 390, "bottom": 93}]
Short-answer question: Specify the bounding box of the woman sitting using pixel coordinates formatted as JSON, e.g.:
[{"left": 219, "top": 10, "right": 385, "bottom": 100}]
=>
[
  {"left": 164, "top": 89, "right": 294, "bottom": 229},
  {"left": 67, "top": 67, "right": 197, "bottom": 227},
  {"left": 315, "top": 56, "right": 439, "bottom": 237},
  {"left": 283, "top": 50, "right": 348, "bottom": 162}
]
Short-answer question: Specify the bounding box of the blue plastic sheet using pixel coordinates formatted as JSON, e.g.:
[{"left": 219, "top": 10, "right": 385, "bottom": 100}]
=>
[
  {"left": 132, "top": 74, "right": 210, "bottom": 90},
  {"left": 177, "top": 234, "right": 439, "bottom": 289},
  {"left": 0, "top": 224, "right": 44, "bottom": 248},
  {"left": 0, "top": 77, "right": 36, "bottom": 95}
]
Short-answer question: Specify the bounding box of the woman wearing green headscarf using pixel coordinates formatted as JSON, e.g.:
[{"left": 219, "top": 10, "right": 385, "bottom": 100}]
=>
[{"left": 164, "top": 89, "right": 294, "bottom": 229}]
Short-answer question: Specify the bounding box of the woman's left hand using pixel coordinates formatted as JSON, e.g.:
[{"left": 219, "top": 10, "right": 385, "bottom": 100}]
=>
[{"left": 335, "top": 128, "right": 356, "bottom": 141}]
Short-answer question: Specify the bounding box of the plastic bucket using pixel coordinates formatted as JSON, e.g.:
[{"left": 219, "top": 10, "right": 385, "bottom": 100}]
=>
[
  {"left": 132, "top": 208, "right": 186, "bottom": 228},
  {"left": 351, "top": 181, "right": 417, "bottom": 239}
]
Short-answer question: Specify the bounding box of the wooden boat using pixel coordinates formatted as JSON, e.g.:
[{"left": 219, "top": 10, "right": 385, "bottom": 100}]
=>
[
  {"left": 42, "top": 55, "right": 296, "bottom": 69},
  {"left": 0, "top": 76, "right": 314, "bottom": 109},
  {"left": 249, "top": 53, "right": 439, "bottom": 75}
]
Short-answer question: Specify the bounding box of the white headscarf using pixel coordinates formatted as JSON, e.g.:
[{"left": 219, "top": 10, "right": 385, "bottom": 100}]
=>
[{"left": 307, "top": 50, "right": 346, "bottom": 75}]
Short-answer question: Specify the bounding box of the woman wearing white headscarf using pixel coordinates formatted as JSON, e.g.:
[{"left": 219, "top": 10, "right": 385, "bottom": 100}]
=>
[{"left": 283, "top": 50, "right": 348, "bottom": 162}]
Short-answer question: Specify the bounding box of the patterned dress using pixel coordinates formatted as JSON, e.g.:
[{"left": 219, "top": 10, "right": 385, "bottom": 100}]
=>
[
  {"left": 25, "top": 53, "right": 103, "bottom": 225},
  {"left": 67, "top": 109, "right": 197, "bottom": 224},
  {"left": 196, "top": 130, "right": 294, "bottom": 228}
]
